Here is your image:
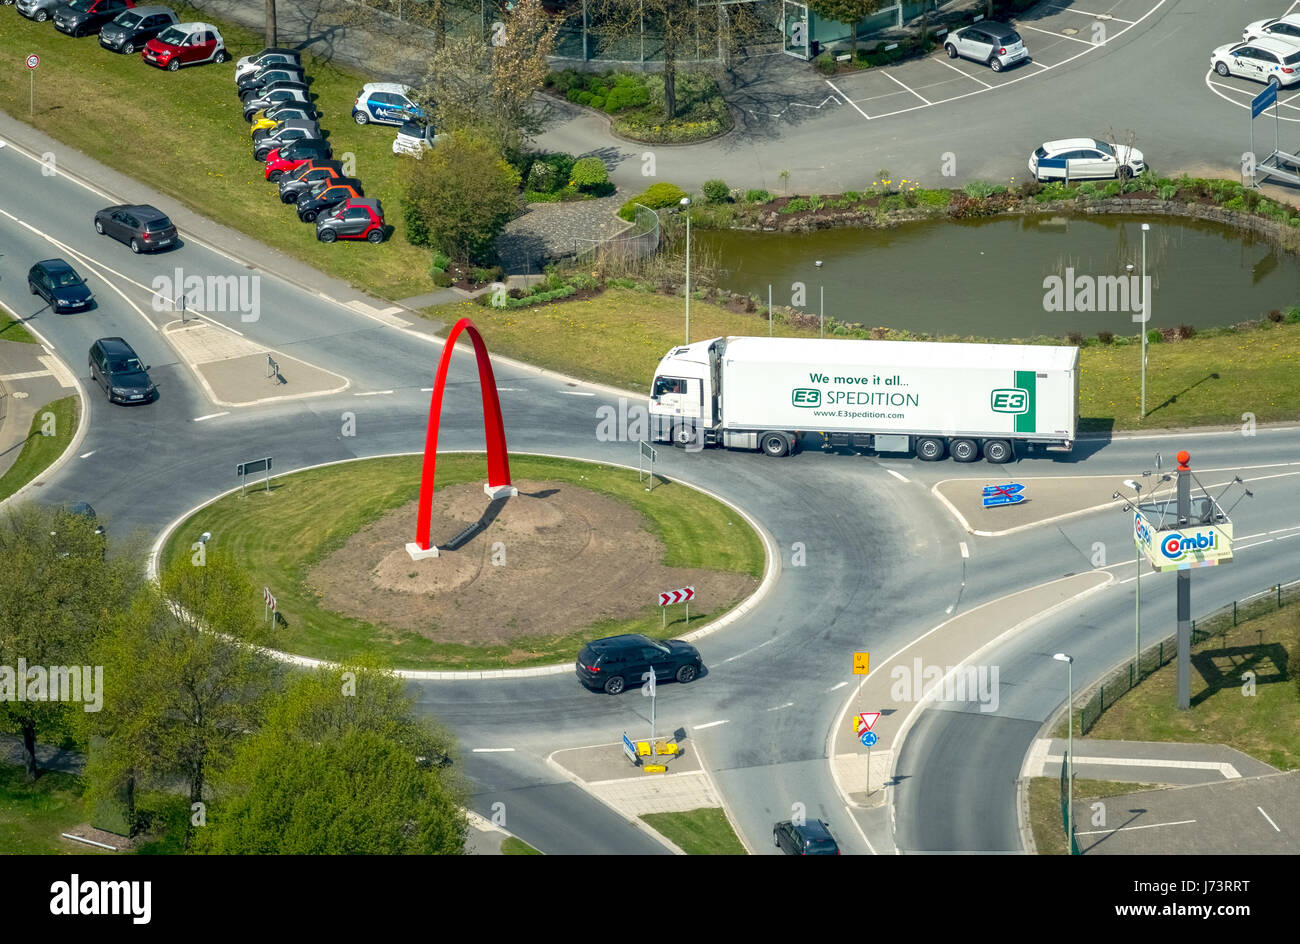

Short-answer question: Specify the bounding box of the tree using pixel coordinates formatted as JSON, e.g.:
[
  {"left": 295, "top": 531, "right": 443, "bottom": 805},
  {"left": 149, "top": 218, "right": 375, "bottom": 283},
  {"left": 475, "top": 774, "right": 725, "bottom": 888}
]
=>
[
  {"left": 85, "top": 551, "right": 275, "bottom": 846},
  {"left": 0, "top": 504, "right": 140, "bottom": 781},
  {"left": 806, "top": 0, "right": 882, "bottom": 56},
  {"left": 403, "top": 130, "right": 521, "bottom": 263},
  {"left": 418, "top": 0, "right": 561, "bottom": 162},
  {"left": 198, "top": 663, "right": 466, "bottom": 854},
  {"left": 265, "top": 0, "right": 277, "bottom": 46}
]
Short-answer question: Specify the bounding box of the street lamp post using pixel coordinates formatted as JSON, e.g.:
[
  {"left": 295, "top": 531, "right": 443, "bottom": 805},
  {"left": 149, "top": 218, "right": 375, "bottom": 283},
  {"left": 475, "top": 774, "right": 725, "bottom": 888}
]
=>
[
  {"left": 1123, "top": 479, "right": 1143, "bottom": 683},
  {"left": 815, "top": 259, "right": 824, "bottom": 338},
  {"left": 1140, "top": 223, "right": 1150, "bottom": 417},
  {"left": 1053, "top": 652, "right": 1075, "bottom": 850},
  {"left": 681, "top": 197, "right": 691, "bottom": 345}
]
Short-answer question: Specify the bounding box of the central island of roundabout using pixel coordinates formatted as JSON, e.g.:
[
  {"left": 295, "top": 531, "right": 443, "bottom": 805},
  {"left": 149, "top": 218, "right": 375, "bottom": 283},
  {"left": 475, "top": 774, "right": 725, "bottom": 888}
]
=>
[{"left": 158, "top": 452, "right": 766, "bottom": 671}]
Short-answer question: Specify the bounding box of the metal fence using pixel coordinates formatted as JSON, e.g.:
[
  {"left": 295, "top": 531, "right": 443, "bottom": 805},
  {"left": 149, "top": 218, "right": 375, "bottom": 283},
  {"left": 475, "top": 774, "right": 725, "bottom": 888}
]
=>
[
  {"left": 1079, "top": 577, "right": 1300, "bottom": 734},
  {"left": 574, "top": 202, "right": 660, "bottom": 264}
]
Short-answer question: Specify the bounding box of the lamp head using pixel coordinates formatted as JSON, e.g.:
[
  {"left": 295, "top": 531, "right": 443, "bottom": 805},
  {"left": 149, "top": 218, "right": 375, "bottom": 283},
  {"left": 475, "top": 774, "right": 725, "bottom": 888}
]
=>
[{"left": 1053, "top": 653, "right": 1074, "bottom": 664}]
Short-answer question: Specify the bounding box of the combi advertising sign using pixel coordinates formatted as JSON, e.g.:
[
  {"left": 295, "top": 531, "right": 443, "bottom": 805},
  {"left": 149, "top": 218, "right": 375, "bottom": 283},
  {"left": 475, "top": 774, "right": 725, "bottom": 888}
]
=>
[{"left": 1134, "top": 510, "right": 1234, "bottom": 571}]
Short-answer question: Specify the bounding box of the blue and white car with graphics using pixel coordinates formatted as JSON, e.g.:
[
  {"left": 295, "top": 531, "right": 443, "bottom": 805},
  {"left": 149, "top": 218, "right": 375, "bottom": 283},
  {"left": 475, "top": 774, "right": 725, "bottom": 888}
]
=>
[
  {"left": 1211, "top": 36, "right": 1300, "bottom": 88},
  {"left": 351, "top": 82, "right": 422, "bottom": 125}
]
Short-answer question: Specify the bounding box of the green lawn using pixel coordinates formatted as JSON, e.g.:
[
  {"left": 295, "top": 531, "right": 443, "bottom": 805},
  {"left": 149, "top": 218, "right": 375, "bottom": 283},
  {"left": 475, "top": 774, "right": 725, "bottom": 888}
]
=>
[
  {"left": 641, "top": 808, "right": 747, "bottom": 854},
  {"left": 1026, "top": 777, "right": 1163, "bottom": 855},
  {"left": 1080, "top": 602, "right": 1300, "bottom": 770},
  {"left": 160, "top": 454, "right": 764, "bottom": 669},
  {"left": 0, "top": 764, "right": 106, "bottom": 854},
  {"left": 501, "top": 836, "right": 542, "bottom": 855},
  {"left": 0, "top": 8, "right": 432, "bottom": 300},
  {"left": 430, "top": 289, "right": 1300, "bottom": 429},
  {"left": 0, "top": 395, "right": 79, "bottom": 502},
  {"left": 0, "top": 315, "right": 37, "bottom": 344}
]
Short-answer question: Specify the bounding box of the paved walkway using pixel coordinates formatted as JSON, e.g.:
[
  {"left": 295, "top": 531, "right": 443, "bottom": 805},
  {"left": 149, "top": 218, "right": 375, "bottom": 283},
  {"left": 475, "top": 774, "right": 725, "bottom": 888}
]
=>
[{"left": 0, "top": 337, "right": 78, "bottom": 481}]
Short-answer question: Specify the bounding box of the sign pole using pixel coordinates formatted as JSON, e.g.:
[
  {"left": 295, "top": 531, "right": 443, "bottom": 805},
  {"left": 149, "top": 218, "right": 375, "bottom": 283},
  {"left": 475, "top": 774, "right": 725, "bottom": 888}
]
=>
[
  {"left": 1134, "top": 537, "right": 1141, "bottom": 684},
  {"left": 1176, "top": 451, "right": 1192, "bottom": 710}
]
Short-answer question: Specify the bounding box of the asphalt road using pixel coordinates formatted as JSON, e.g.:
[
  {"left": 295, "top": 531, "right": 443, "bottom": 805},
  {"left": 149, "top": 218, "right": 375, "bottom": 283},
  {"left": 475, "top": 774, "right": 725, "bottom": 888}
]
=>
[{"left": 3, "top": 0, "right": 1300, "bottom": 856}]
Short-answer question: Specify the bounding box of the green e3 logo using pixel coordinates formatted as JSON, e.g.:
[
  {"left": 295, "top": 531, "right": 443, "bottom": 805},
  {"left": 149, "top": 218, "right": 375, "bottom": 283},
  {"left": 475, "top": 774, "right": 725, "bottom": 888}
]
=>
[
  {"left": 792, "top": 388, "right": 821, "bottom": 407},
  {"left": 990, "top": 389, "right": 1027, "bottom": 414}
]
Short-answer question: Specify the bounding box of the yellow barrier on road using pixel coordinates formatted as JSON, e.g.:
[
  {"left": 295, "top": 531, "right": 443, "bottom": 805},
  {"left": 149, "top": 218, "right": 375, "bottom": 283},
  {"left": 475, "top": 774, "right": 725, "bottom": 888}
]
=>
[
  {"left": 654, "top": 741, "right": 678, "bottom": 755},
  {"left": 643, "top": 764, "right": 667, "bottom": 774},
  {"left": 636, "top": 741, "right": 652, "bottom": 757}
]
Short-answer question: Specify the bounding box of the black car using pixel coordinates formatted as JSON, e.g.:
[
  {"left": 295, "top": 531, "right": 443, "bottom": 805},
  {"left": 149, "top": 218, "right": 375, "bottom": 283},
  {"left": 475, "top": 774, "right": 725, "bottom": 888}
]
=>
[
  {"left": 259, "top": 102, "right": 320, "bottom": 125},
  {"left": 237, "top": 65, "right": 307, "bottom": 95},
  {"left": 253, "top": 119, "right": 322, "bottom": 161},
  {"left": 93, "top": 204, "right": 176, "bottom": 253},
  {"left": 575, "top": 633, "right": 703, "bottom": 695},
  {"left": 773, "top": 819, "right": 840, "bottom": 855},
  {"left": 99, "top": 5, "right": 178, "bottom": 54},
  {"left": 52, "top": 0, "right": 130, "bottom": 36},
  {"left": 239, "top": 77, "right": 308, "bottom": 105},
  {"left": 295, "top": 177, "right": 363, "bottom": 222},
  {"left": 242, "top": 85, "right": 314, "bottom": 122},
  {"left": 278, "top": 160, "right": 343, "bottom": 203},
  {"left": 28, "top": 258, "right": 94, "bottom": 313},
  {"left": 88, "top": 336, "right": 156, "bottom": 404}
]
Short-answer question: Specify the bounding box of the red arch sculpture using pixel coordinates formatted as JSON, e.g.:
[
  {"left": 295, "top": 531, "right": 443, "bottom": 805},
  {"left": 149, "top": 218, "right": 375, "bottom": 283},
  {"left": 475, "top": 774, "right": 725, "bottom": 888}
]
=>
[{"left": 408, "top": 317, "right": 515, "bottom": 557}]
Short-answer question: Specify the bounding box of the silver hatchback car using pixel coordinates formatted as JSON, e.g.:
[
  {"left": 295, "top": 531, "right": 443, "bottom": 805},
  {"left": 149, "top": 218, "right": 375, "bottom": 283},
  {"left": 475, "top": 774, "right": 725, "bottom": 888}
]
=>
[
  {"left": 944, "top": 21, "right": 1029, "bottom": 72},
  {"left": 16, "top": 0, "right": 62, "bottom": 21}
]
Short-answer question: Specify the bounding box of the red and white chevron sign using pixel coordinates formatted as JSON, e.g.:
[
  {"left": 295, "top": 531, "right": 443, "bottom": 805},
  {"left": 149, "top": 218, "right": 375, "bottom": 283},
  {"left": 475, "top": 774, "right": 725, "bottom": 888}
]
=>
[{"left": 658, "top": 586, "right": 695, "bottom": 606}]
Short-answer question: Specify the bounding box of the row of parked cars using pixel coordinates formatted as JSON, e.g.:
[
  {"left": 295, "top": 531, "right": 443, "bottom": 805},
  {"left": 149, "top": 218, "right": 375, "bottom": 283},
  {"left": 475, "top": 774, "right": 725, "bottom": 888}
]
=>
[
  {"left": 237, "top": 48, "right": 388, "bottom": 242},
  {"left": 1212, "top": 13, "right": 1300, "bottom": 88},
  {"left": 10, "top": 0, "right": 230, "bottom": 70}
]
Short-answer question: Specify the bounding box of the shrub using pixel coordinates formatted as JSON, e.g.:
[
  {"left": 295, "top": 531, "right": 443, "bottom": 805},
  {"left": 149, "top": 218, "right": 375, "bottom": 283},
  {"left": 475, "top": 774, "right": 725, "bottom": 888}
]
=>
[
  {"left": 589, "top": 95, "right": 606, "bottom": 110},
  {"left": 604, "top": 80, "right": 650, "bottom": 113},
  {"left": 431, "top": 270, "right": 454, "bottom": 287},
  {"left": 879, "top": 194, "right": 906, "bottom": 212},
  {"left": 843, "top": 190, "right": 861, "bottom": 202},
  {"left": 702, "top": 179, "right": 731, "bottom": 203},
  {"left": 566, "top": 88, "right": 584, "bottom": 103},
  {"left": 1287, "top": 307, "right": 1300, "bottom": 323},
  {"left": 571, "top": 156, "right": 609, "bottom": 191},
  {"left": 744, "top": 188, "right": 772, "bottom": 204},
  {"left": 432, "top": 251, "right": 451, "bottom": 271},
  {"left": 1267, "top": 309, "right": 1285, "bottom": 323},
  {"left": 962, "top": 180, "right": 996, "bottom": 199},
  {"left": 1097, "top": 330, "right": 1114, "bottom": 344},
  {"left": 1017, "top": 179, "right": 1044, "bottom": 197},
  {"left": 1101, "top": 181, "right": 1122, "bottom": 197},
  {"left": 1147, "top": 329, "right": 1162, "bottom": 345},
  {"left": 404, "top": 200, "right": 432, "bottom": 248},
  {"left": 527, "top": 161, "right": 558, "bottom": 193},
  {"left": 1076, "top": 181, "right": 1097, "bottom": 196},
  {"left": 1066, "top": 331, "right": 1084, "bottom": 346},
  {"left": 1177, "top": 323, "right": 1196, "bottom": 339},
  {"left": 617, "top": 182, "right": 688, "bottom": 221},
  {"left": 470, "top": 266, "right": 504, "bottom": 284},
  {"left": 916, "top": 188, "right": 952, "bottom": 207},
  {"left": 780, "top": 197, "right": 812, "bottom": 214},
  {"left": 1157, "top": 184, "right": 1177, "bottom": 200},
  {"left": 816, "top": 53, "right": 836, "bottom": 75}
]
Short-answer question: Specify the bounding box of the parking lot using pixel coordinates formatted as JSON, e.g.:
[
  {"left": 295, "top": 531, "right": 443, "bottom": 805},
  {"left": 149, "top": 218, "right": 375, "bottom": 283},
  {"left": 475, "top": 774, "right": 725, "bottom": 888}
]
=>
[
  {"left": 1206, "top": 0, "right": 1300, "bottom": 123},
  {"left": 823, "top": 0, "right": 1167, "bottom": 121}
]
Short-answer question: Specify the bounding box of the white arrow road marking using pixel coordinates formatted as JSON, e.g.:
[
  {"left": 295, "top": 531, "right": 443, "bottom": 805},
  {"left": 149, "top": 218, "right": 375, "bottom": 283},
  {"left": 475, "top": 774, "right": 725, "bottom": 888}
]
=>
[{"left": 1075, "top": 819, "right": 1196, "bottom": 836}]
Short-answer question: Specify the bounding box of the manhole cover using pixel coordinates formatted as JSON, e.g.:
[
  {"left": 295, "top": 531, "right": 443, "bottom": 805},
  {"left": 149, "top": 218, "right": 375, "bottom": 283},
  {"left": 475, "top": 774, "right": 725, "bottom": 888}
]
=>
[{"left": 1062, "top": 27, "right": 1078, "bottom": 35}]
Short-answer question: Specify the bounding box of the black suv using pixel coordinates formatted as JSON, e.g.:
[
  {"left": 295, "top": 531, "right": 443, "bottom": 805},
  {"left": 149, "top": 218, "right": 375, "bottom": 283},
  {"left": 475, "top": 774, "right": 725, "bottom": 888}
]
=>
[
  {"left": 575, "top": 633, "right": 703, "bottom": 695},
  {"left": 89, "top": 337, "right": 156, "bottom": 404},
  {"left": 773, "top": 819, "right": 840, "bottom": 855},
  {"left": 28, "top": 258, "right": 94, "bottom": 313}
]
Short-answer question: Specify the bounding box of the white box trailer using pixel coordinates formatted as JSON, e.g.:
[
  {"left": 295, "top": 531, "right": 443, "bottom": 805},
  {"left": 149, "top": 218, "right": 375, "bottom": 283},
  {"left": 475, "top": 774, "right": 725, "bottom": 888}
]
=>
[{"left": 648, "top": 336, "right": 1078, "bottom": 462}]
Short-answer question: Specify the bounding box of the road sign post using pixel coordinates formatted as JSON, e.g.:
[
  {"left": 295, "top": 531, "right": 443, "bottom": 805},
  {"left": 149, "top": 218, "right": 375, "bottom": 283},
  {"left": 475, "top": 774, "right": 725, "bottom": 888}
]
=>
[
  {"left": 852, "top": 652, "right": 870, "bottom": 675},
  {"left": 657, "top": 586, "right": 694, "bottom": 630},
  {"left": 236, "top": 456, "right": 273, "bottom": 496},
  {"left": 638, "top": 440, "right": 657, "bottom": 491},
  {"left": 26, "top": 54, "right": 39, "bottom": 116}
]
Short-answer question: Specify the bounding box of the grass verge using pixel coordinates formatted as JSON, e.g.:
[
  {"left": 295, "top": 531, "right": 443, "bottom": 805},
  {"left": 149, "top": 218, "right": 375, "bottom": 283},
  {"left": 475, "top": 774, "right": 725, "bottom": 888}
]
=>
[
  {"left": 640, "top": 808, "right": 746, "bottom": 854},
  {"left": 1077, "top": 602, "right": 1300, "bottom": 770},
  {"left": 0, "top": 764, "right": 103, "bottom": 854},
  {"left": 160, "top": 453, "right": 764, "bottom": 670},
  {"left": 1026, "top": 777, "right": 1163, "bottom": 855},
  {"left": 0, "top": 395, "right": 79, "bottom": 503},
  {"left": 431, "top": 288, "right": 1300, "bottom": 429},
  {"left": 0, "top": 8, "right": 432, "bottom": 300},
  {"left": 501, "top": 836, "right": 542, "bottom": 855},
  {"left": 0, "top": 316, "right": 37, "bottom": 344}
]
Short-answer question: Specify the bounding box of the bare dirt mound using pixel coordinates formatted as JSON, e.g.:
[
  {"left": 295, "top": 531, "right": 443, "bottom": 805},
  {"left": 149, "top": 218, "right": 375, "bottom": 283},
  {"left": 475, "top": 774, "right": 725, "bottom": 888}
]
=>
[{"left": 307, "top": 480, "right": 756, "bottom": 648}]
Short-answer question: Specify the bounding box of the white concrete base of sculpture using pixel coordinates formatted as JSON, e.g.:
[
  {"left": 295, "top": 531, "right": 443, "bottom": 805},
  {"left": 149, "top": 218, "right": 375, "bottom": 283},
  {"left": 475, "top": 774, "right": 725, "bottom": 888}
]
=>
[
  {"left": 484, "top": 483, "right": 518, "bottom": 500},
  {"left": 405, "top": 541, "right": 439, "bottom": 560}
]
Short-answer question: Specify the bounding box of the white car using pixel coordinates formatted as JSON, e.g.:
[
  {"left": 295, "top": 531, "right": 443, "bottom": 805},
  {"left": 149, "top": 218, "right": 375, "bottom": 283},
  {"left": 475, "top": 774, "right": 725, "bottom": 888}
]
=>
[
  {"left": 1029, "top": 138, "right": 1146, "bottom": 182},
  {"left": 234, "top": 47, "right": 302, "bottom": 83},
  {"left": 392, "top": 120, "right": 437, "bottom": 158},
  {"left": 1243, "top": 13, "right": 1300, "bottom": 43},
  {"left": 1211, "top": 37, "right": 1300, "bottom": 87},
  {"left": 944, "top": 21, "right": 1028, "bottom": 72}
]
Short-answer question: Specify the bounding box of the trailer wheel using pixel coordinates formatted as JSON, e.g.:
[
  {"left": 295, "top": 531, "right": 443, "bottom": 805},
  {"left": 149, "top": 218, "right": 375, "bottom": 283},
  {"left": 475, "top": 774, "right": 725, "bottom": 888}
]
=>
[
  {"left": 915, "top": 437, "right": 946, "bottom": 461},
  {"left": 672, "top": 423, "right": 697, "bottom": 448},
  {"left": 983, "top": 439, "right": 1013, "bottom": 464},
  {"left": 950, "top": 438, "right": 980, "bottom": 462},
  {"left": 761, "top": 432, "right": 790, "bottom": 457}
]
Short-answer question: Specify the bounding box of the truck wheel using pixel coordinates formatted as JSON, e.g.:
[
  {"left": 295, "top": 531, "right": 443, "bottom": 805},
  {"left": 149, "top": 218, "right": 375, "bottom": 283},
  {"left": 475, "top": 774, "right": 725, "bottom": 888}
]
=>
[
  {"left": 672, "top": 423, "right": 696, "bottom": 447},
  {"left": 950, "top": 438, "right": 980, "bottom": 462},
  {"left": 915, "top": 437, "right": 945, "bottom": 461},
  {"left": 761, "top": 432, "right": 790, "bottom": 457},
  {"left": 983, "top": 439, "right": 1013, "bottom": 464}
]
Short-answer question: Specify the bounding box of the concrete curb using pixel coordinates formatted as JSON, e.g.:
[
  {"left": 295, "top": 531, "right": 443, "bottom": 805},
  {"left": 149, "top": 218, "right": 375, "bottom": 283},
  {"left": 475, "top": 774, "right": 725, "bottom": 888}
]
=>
[
  {"left": 0, "top": 302, "right": 89, "bottom": 510},
  {"left": 147, "top": 450, "right": 778, "bottom": 680},
  {"left": 544, "top": 747, "right": 686, "bottom": 855}
]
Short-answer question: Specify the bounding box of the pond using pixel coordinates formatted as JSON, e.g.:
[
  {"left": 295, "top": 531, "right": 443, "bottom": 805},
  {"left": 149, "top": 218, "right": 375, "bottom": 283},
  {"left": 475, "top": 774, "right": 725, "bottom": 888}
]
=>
[{"left": 694, "top": 215, "right": 1300, "bottom": 339}]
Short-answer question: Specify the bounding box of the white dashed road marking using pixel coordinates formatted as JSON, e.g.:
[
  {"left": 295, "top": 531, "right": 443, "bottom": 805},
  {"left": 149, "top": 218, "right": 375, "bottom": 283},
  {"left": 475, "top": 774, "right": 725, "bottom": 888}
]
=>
[
  {"left": 192, "top": 412, "right": 229, "bottom": 422},
  {"left": 693, "top": 720, "right": 729, "bottom": 730}
]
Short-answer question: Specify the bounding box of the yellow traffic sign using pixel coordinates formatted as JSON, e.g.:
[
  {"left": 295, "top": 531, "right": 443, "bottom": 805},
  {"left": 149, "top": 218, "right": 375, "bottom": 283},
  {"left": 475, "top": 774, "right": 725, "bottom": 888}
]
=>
[{"left": 852, "top": 652, "right": 870, "bottom": 675}]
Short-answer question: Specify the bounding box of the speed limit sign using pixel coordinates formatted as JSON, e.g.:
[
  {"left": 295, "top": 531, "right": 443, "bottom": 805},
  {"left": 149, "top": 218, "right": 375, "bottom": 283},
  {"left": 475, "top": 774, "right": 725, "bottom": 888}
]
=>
[{"left": 26, "top": 54, "right": 39, "bottom": 69}]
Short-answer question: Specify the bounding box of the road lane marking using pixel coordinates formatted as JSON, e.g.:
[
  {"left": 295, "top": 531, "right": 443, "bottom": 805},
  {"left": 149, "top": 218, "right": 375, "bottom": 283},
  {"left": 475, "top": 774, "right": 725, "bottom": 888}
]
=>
[
  {"left": 959, "top": 541, "right": 969, "bottom": 559},
  {"left": 79, "top": 450, "right": 96, "bottom": 459},
  {"left": 192, "top": 412, "right": 229, "bottom": 422},
  {"left": 717, "top": 637, "right": 776, "bottom": 664},
  {"left": 766, "top": 702, "right": 794, "bottom": 712},
  {"left": 1258, "top": 807, "right": 1281, "bottom": 832},
  {"left": 693, "top": 720, "right": 729, "bottom": 730},
  {"left": 886, "top": 469, "right": 910, "bottom": 483},
  {"left": 827, "top": 681, "right": 848, "bottom": 693},
  {"left": 1075, "top": 819, "right": 1196, "bottom": 836},
  {"left": 0, "top": 369, "right": 53, "bottom": 381},
  {"left": 470, "top": 747, "right": 516, "bottom": 753},
  {"left": 354, "top": 390, "right": 394, "bottom": 396},
  {"left": 561, "top": 390, "right": 596, "bottom": 397}
]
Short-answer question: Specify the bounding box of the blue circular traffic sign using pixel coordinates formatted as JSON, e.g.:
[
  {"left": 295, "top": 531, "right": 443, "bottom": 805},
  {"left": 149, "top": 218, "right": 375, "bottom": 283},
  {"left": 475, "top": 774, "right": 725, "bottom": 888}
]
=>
[{"left": 860, "top": 731, "right": 877, "bottom": 747}]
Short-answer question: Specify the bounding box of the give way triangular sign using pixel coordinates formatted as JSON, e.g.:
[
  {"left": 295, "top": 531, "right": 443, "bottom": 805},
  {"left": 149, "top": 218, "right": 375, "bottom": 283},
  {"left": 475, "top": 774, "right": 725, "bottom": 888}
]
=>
[{"left": 855, "top": 712, "right": 880, "bottom": 735}]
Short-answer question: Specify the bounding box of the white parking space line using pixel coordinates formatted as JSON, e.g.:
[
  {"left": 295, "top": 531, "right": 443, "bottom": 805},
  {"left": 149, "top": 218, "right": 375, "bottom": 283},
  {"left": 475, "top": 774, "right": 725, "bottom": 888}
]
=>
[
  {"left": 1258, "top": 807, "right": 1281, "bottom": 832},
  {"left": 1075, "top": 819, "right": 1196, "bottom": 836},
  {"left": 192, "top": 412, "right": 229, "bottom": 422},
  {"left": 1018, "top": 23, "right": 1099, "bottom": 45},
  {"left": 1042, "top": 4, "right": 1135, "bottom": 23},
  {"left": 1207, "top": 74, "right": 1300, "bottom": 121},
  {"left": 693, "top": 719, "right": 729, "bottom": 730},
  {"left": 824, "top": 79, "right": 871, "bottom": 119},
  {"left": 878, "top": 69, "right": 931, "bottom": 105},
  {"left": 932, "top": 56, "right": 993, "bottom": 89}
]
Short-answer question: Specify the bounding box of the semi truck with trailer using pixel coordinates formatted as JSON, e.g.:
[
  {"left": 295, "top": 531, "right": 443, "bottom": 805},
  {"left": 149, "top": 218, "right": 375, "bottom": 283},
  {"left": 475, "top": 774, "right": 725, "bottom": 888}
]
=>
[{"left": 648, "top": 336, "right": 1078, "bottom": 462}]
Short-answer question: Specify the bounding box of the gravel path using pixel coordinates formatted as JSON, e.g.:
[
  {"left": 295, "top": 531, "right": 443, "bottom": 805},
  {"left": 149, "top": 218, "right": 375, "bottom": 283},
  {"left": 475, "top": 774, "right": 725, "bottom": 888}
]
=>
[{"left": 496, "top": 193, "right": 632, "bottom": 274}]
